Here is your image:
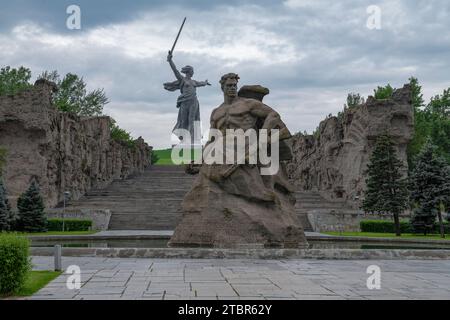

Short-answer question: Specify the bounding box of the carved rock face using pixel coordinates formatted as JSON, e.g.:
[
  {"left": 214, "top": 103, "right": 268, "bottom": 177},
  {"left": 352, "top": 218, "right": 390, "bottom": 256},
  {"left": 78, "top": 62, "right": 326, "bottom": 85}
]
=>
[
  {"left": 0, "top": 83, "right": 152, "bottom": 208},
  {"left": 287, "top": 84, "right": 414, "bottom": 207}
]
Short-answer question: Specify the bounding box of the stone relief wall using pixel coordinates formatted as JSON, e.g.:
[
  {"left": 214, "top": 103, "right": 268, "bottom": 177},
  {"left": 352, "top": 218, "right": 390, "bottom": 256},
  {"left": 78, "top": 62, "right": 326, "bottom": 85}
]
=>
[
  {"left": 287, "top": 84, "right": 414, "bottom": 209},
  {"left": 0, "top": 80, "right": 152, "bottom": 208}
]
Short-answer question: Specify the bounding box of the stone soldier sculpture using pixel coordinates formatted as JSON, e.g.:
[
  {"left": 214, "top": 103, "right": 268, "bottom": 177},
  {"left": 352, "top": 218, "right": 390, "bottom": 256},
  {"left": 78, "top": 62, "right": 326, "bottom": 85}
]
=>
[{"left": 169, "top": 73, "right": 308, "bottom": 248}]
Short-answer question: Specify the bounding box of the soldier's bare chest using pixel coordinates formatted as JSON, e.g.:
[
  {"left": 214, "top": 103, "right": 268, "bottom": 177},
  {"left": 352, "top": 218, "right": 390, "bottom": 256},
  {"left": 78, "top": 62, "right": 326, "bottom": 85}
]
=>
[{"left": 214, "top": 102, "right": 257, "bottom": 130}]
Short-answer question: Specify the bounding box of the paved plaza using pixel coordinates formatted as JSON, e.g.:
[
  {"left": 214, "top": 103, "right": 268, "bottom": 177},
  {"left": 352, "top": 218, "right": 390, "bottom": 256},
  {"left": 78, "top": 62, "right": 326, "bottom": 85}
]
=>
[{"left": 29, "top": 256, "right": 450, "bottom": 300}]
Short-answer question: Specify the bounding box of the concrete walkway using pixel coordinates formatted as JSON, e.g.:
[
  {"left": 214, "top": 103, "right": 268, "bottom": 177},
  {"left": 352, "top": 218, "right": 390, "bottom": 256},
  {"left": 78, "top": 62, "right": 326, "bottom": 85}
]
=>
[{"left": 30, "top": 256, "right": 450, "bottom": 300}]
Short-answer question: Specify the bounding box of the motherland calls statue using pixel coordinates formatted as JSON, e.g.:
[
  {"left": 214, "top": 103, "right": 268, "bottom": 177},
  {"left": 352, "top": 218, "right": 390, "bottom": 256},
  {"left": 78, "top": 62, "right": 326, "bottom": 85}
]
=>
[
  {"left": 169, "top": 73, "right": 308, "bottom": 248},
  {"left": 164, "top": 53, "right": 210, "bottom": 144},
  {"left": 163, "top": 18, "right": 210, "bottom": 144}
]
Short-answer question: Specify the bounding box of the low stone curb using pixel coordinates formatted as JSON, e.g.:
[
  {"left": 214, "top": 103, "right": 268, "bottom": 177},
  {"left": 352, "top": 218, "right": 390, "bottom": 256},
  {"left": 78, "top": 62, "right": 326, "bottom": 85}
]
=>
[
  {"left": 307, "top": 235, "right": 450, "bottom": 245},
  {"left": 28, "top": 233, "right": 450, "bottom": 246},
  {"left": 30, "top": 247, "right": 450, "bottom": 260}
]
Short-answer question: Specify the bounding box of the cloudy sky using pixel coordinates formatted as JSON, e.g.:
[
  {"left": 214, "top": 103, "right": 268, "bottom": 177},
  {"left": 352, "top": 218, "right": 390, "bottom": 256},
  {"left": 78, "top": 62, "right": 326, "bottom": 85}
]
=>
[{"left": 1, "top": 0, "right": 449, "bottom": 149}]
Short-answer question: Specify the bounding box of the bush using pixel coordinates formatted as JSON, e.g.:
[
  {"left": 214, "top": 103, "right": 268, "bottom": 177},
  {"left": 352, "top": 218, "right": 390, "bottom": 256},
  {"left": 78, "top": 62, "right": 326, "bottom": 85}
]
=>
[
  {"left": 374, "top": 84, "right": 394, "bottom": 100},
  {"left": 360, "top": 220, "right": 413, "bottom": 233},
  {"left": 360, "top": 220, "right": 450, "bottom": 234},
  {"left": 47, "top": 218, "right": 92, "bottom": 231},
  {"left": 0, "top": 233, "right": 31, "bottom": 295}
]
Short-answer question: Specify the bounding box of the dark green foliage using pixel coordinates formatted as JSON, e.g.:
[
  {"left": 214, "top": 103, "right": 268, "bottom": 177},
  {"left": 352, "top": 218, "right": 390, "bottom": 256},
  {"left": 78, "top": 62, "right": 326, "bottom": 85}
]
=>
[
  {"left": 109, "top": 118, "right": 136, "bottom": 148},
  {"left": 0, "top": 233, "right": 31, "bottom": 295},
  {"left": 360, "top": 220, "right": 413, "bottom": 233},
  {"left": 407, "top": 78, "right": 450, "bottom": 166},
  {"left": 0, "top": 179, "right": 13, "bottom": 231},
  {"left": 362, "top": 134, "right": 409, "bottom": 235},
  {"left": 345, "top": 93, "right": 365, "bottom": 109},
  {"left": 151, "top": 152, "right": 160, "bottom": 164},
  {"left": 426, "top": 89, "right": 450, "bottom": 163},
  {"left": 0, "top": 66, "right": 32, "bottom": 96},
  {"left": 38, "top": 71, "right": 108, "bottom": 116},
  {"left": 360, "top": 220, "right": 449, "bottom": 234},
  {"left": 17, "top": 181, "right": 47, "bottom": 232},
  {"left": 0, "top": 147, "right": 6, "bottom": 175},
  {"left": 47, "top": 219, "right": 92, "bottom": 231},
  {"left": 374, "top": 84, "right": 394, "bottom": 100},
  {"left": 410, "top": 141, "right": 450, "bottom": 236}
]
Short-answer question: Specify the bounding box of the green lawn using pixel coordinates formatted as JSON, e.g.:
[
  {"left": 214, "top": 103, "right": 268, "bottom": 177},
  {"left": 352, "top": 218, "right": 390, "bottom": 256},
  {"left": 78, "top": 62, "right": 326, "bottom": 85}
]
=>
[
  {"left": 324, "top": 231, "right": 450, "bottom": 240},
  {"left": 153, "top": 148, "right": 202, "bottom": 165},
  {"left": 14, "top": 271, "right": 62, "bottom": 297},
  {"left": 153, "top": 148, "right": 174, "bottom": 165}
]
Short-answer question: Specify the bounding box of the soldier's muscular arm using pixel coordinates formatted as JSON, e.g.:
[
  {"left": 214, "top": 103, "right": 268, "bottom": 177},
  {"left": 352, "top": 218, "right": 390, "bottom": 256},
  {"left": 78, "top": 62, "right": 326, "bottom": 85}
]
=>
[{"left": 249, "top": 101, "right": 291, "bottom": 140}]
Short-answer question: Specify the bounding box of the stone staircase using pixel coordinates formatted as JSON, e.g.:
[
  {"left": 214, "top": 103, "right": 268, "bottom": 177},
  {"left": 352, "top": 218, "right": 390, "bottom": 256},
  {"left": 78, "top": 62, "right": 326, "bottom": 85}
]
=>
[
  {"left": 65, "top": 165, "right": 196, "bottom": 230},
  {"left": 64, "top": 165, "right": 357, "bottom": 232},
  {"left": 294, "top": 191, "right": 361, "bottom": 232}
]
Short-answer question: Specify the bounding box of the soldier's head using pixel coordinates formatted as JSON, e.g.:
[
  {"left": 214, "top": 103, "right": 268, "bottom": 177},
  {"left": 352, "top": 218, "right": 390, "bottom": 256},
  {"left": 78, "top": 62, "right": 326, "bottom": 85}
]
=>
[
  {"left": 220, "top": 73, "right": 239, "bottom": 98},
  {"left": 181, "top": 65, "right": 194, "bottom": 78}
]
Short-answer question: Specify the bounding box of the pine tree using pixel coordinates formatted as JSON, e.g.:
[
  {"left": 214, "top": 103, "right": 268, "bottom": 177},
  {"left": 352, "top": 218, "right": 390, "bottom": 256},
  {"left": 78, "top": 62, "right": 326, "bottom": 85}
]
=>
[
  {"left": 362, "top": 134, "right": 409, "bottom": 236},
  {"left": 410, "top": 140, "right": 450, "bottom": 237},
  {"left": 17, "top": 181, "right": 47, "bottom": 232},
  {"left": 0, "top": 180, "right": 10, "bottom": 231}
]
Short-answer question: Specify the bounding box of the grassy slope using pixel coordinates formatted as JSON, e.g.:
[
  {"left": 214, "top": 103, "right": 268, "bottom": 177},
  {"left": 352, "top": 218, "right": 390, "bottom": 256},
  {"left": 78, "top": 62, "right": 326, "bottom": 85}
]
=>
[
  {"left": 153, "top": 148, "right": 202, "bottom": 165},
  {"left": 153, "top": 149, "right": 174, "bottom": 165}
]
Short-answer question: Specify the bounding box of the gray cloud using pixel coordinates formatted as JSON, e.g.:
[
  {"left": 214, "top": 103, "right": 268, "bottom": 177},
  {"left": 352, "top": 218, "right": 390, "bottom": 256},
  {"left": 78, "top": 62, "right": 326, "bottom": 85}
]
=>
[{"left": 1, "top": 0, "right": 449, "bottom": 148}]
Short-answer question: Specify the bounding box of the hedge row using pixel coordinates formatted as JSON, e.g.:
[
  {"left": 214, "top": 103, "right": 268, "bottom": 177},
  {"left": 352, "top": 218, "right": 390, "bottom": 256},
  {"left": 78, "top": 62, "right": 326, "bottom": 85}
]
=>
[
  {"left": 0, "top": 233, "right": 31, "bottom": 295},
  {"left": 47, "top": 219, "right": 92, "bottom": 231},
  {"left": 360, "top": 220, "right": 450, "bottom": 234}
]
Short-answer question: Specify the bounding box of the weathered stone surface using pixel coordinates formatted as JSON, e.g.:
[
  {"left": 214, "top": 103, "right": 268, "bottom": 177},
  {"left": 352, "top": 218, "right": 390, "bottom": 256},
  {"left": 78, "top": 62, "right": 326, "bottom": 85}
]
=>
[
  {"left": 238, "top": 85, "right": 270, "bottom": 102},
  {"left": 287, "top": 84, "right": 414, "bottom": 208},
  {"left": 0, "top": 80, "right": 152, "bottom": 208},
  {"left": 169, "top": 74, "right": 307, "bottom": 248}
]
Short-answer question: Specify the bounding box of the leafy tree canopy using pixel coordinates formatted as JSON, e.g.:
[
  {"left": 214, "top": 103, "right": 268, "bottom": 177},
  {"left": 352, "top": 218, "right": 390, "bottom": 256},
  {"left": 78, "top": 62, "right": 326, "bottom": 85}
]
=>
[
  {"left": 38, "top": 70, "right": 108, "bottom": 117},
  {"left": 0, "top": 66, "right": 32, "bottom": 96}
]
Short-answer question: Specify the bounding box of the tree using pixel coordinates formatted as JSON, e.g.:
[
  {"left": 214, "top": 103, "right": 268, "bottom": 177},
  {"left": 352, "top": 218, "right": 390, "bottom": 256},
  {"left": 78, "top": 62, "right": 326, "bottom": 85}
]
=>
[
  {"left": 362, "top": 134, "right": 409, "bottom": 236},
  {"left": 374, "top": 84, "right": 395, "bottom": 100},
  {"left": 0, "top": 147, "right": 6, "bottom": 175},
  {"left": 407, "top": 77, "right": 450, "bottom": 166},
  {"left": 425, "top": 88, "right": 450, "bottom": 163},
  {"left": 410, "top": 141, "right": 450, "bottom": 237},
  {"left": 109, "top": 118, "right": 136, "bottom": 148},
  {"left": 0, "top": 179, "right": 14, "bottom": 230},
  {"left": 407, "top": 77, "right": 429, "bottom": 168},
  {"left": 345, "top": 93, "right": 365, "bottom": 109},
  {"left": 0, "top": 66, "right": 32, "bottom": 96},
  {"left": 38, "top": 71, "right": 109, "bottom": 116},
  {"left": 0, "top": 181, "right": 10, "bottom": 231},
  {"left": 17, "top": 181, "right": 47, "bottom": 232}
]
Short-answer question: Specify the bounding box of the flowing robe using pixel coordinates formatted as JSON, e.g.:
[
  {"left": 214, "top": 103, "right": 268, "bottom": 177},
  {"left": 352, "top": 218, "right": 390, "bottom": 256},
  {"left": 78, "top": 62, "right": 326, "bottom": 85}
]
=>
[{"left": 164, "top": 78, "right": 202, "bottom": 142}]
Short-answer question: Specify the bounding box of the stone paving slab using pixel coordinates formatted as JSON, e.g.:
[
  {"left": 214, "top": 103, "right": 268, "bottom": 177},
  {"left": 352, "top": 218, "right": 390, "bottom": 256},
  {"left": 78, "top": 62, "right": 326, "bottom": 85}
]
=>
[{"left": 28, "top": 256, "right": 450, "bottom": 300}]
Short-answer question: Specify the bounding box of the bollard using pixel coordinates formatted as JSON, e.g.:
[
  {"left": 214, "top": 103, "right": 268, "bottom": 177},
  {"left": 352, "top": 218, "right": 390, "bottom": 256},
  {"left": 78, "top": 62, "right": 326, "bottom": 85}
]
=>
[{"left": 54, "top": 245, "right": 62, "bottom": 271}]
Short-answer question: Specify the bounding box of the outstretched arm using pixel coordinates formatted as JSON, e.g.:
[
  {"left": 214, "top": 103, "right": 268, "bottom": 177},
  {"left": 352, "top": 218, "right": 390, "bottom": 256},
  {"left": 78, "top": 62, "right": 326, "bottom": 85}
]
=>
[
  {"left": 167, "top": 51, "right": 182, "bottom": 81},
  {"left": 194, "top": 80, "right": 211, "bottom": 87}
]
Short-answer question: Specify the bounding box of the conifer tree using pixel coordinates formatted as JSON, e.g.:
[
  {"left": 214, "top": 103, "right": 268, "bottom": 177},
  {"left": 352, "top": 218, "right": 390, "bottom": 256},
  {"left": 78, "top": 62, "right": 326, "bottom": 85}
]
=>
[
  {"left": 410, "top": 140, "right": 450, "bottom": 237},
  {"left": 0, "top": 180, "right": 10, "bottom": 231},
  {"left": 17, "top": 181, "right": 47, "bottom": 232},
  {"left": 362, "top": 134, "right": 409, "bottom": 236}
]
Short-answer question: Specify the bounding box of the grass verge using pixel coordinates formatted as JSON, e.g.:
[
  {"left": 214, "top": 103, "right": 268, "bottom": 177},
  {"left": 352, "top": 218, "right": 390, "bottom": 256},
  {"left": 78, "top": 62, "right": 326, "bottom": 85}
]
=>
[{"left": 324, "top": 232, "right": 450, "bottom": 240}]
